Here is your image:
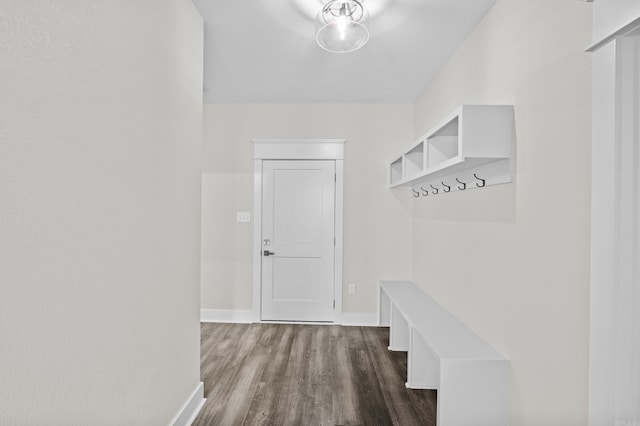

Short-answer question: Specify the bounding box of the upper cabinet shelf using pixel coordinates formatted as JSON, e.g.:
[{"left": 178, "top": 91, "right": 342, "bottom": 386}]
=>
[{"left": 389, "top": 105, "right": 515, "bottom": 192}]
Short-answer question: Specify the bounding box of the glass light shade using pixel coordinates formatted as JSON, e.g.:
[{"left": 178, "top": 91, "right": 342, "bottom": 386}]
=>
[
  {"left": 316, "top": 21, "right": 369, "bottom": 53},
  {"left": 316, "top": 0, "right": 369, "bottom": 53}
]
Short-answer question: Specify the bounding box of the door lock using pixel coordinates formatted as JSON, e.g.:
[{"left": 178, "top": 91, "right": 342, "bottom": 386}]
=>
[{"left": 263, "top": 250, "right": 276, "bottom": 256}]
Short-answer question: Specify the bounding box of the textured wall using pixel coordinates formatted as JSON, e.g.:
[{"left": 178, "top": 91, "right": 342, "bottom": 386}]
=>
[
  {"left": 201, "top": 104, "right": 414, "bottom": 314},
  {"left": 0, "top": 0, "right": 203, "bottom": 424},
  {"left": 411, "top": 0, "right": 592, "bottom": 424}
]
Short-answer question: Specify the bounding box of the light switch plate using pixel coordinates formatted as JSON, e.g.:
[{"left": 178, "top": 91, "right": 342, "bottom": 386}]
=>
[{"left": 236, "top": 212, "right": 251, "bottom": 223}]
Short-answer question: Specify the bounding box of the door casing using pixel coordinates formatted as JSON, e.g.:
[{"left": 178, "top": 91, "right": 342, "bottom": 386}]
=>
[
  {"left": 251, "top": 139, "right": 345, "bottom": 323},
  {"left": 588, "top": 24, "right": 640, "bottom": 424}
]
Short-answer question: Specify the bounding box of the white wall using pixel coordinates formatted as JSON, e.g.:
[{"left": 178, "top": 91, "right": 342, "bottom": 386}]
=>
[
  {"left": 410, "top": 0, "right": 592, "bottom": 425},
  {"left": 201, "top": 104, "right": 413, "bottom": 314},
  {"left": 0, "top": 1, "right": 203, "bottom": 424},
  {"left": 593, "top": 0, "right": 640, "bottom": 43}
]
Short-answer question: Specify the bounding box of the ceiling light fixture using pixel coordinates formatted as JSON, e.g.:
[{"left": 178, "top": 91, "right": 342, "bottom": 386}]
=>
[{"left": 316, "top": 0, "right": 369, "bottom": 53}]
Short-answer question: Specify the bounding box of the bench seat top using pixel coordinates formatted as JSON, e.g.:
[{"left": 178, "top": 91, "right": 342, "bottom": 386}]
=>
[{"left": 381, "top": 280, "right": 507, "bottom": 361}]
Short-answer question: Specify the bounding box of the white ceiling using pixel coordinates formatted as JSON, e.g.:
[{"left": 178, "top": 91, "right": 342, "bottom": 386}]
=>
[{"left": 192, "top": 0, "right": 498, "bottom": 103}]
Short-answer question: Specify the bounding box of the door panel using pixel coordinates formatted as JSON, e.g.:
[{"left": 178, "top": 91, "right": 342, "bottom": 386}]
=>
[
  {"left": 261, "top": 160, "right": 335, "bottom": 322},
  {"left": 271, "top": 258, "right": 325, "bottom": 300}
]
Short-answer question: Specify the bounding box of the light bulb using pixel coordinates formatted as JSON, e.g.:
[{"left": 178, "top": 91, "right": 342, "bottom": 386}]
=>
[{"left": 337, "top": 15, "right": 347, "bottom": 40}]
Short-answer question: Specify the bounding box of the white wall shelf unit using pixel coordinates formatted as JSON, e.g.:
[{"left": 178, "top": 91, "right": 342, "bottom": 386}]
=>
[{"left": 388, "top": 105, "right": 515, "bottom": 196}]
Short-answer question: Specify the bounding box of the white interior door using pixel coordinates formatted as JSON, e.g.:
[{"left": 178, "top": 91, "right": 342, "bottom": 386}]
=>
[{"left": 261, "top": 160, "right": 336, "bottom": 322}]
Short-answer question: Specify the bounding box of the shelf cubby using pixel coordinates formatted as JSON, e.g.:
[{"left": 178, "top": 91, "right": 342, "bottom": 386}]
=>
[
  {"left": 427, "top": 136, "right": 458, "bottom": 168},
  {"left": 389, "top": 156, "right": 404, "bottom": 186},
  {"left": 404, "top": 141, "right": 425, "bottom": 180}
]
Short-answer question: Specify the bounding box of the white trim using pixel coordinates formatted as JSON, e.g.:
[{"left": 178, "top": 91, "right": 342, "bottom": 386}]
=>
[
  {"left": 334, "top": 159, "right": 344, "bottom": 321},
  {"left": 589, "top": 40, "right": 618, "bottom": 426},
  {"left": 251, "top": 138, "right": 345, "bottom": 160},
  {"left": 170, "top": 382, "right": 205, "bottom": 426},
  {"left": 338, "top": 312, "right": 380, "bottom": 327},
  {"left": 252, "top": 139, "right": 346, "bottom": 144},
  {"left": 587, "top": 15, "right": 640, "bottom": 52},
  {"left": 200, "top": 309, "right": 253, "bottom": 323},
  {"left": 259, "top": 320, "right": 335, "bottom": 325},
  {"left": 589, "top": 29, "right": 640, "bottom": 426},
  {"left": 252, "top": 159, "right": 263, "bottom": 323},
  {"left": 200, "top": 309, "right": 379, "bottom": 327},
  {"left": 252, "top": 139, "right": 345, "bottom": 323}
]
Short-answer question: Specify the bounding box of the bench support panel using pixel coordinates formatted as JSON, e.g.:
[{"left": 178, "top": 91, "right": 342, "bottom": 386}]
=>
[
  {"left": 407, "top": 327, "right": 439, "bottom": 389},
  {"left": 379, "top": 287, "right": 391, "bottom": 327},
  {"left": 439, "top": 359, "right": 509, "bottom": 426},
  {"left": 389, "top": 304, "right": 409, "bottom": 351}
]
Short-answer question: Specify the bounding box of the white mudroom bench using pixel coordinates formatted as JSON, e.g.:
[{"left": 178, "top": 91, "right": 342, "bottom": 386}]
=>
[{"left": 379, "top": 280, "right": 509, "bottom": 426}]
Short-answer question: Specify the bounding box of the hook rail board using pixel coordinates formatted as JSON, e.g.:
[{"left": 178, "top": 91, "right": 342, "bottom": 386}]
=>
[
  {"left": 411, "top": 158, "right": 511, "bottom": 197},
  {"left": 388, "top": 105, "right": 515, "bottom": 197}
]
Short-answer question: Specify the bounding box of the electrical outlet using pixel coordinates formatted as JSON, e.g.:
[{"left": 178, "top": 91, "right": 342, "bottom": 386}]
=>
[
  {"left": 348, "top": 283, "right": 356, "bottom": 294},
  {"left": 236, "top": 212, "right": 251, "bottom": 223}
]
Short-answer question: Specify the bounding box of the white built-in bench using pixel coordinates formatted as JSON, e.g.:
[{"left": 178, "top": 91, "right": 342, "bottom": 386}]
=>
[{"left": 379, "top": 280, "right": 509, "bottom": 426}]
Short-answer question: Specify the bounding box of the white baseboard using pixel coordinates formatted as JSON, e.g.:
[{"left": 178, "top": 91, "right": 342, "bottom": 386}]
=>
[
  {"left": 338, "top": 312, "right": 380, "bottom": 327},
  {"left": 200, "top": 309, "right": 253, "bottom": 323},
  {"left": 171, "top": 381, "right": 205, "bottom": 426},
  {"left": 200, "top": 309, "right": 379, "bottom": 327}
]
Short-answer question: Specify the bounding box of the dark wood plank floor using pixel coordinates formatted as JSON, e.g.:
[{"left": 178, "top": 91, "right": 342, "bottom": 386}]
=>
[{"left": 193, "top": 323, "right": 436, "bottom": 426}]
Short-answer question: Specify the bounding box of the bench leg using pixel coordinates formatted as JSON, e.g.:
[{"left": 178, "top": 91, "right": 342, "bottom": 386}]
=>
[
  {"left": 379, "top": 288, "right": 390, "bottom": 327},
  {"left": 388, "top": 304, "right": 409, "bottom": 351},
  {"left": 438, "top": 359, "right": 509, "bottom": 426},
  {"left": 406, "top": 327, "right": 439, "bottom": 389}
]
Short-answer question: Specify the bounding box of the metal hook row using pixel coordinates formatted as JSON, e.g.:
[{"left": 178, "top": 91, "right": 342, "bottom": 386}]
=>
[{"left": 412, "top": 174, "right": 485, "bottom": 197}]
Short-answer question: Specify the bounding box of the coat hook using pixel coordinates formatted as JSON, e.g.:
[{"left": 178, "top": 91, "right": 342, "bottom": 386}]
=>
[
  {"left": 412, "top": 188, "right": 420, "bottom": 197},
  {"left": 474, "top": 173, "right": 486, "bottom": 187},
  {"left": 442, "top": 181, "right": 451, "bottom": 193},
  {"left": 430, "top": 184, "right": 439, "bottom": 195},
  {"left": 420, "top": 186, "right": 429, "bottom": 196},
  {"left": 456, "top": 178, "right": 466, "bottom": 190}
]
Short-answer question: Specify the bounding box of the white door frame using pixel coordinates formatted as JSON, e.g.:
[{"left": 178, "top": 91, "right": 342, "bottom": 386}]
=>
[
  {"left": 251, "top": 139, "right": 345, "bottom": 323},
  {"left": 587, "top": 17, "right": 640, "bottom": 426}
]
